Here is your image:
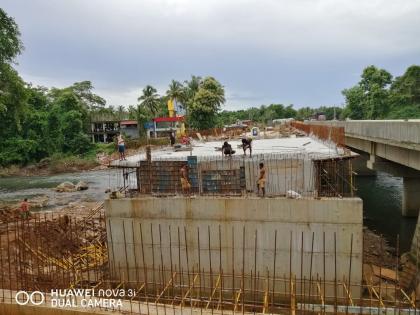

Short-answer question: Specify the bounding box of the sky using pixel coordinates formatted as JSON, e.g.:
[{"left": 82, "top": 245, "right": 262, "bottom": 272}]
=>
[{"left": 1, "top": 0, "right": 420, "bottom": 110}]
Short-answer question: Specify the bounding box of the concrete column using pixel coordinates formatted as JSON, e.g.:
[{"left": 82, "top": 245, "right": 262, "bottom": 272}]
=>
[
  {"left": 403, "top": 177, "right": 420, "bottom": 217},
  {"left": 352, "top": 155, "right": 376, "bottom": 176},
  {"left": 366, "top": 154, "right": 383, "bottom": 171}
]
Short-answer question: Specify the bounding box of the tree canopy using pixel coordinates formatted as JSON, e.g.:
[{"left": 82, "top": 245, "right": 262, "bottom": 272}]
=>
[
  {"left": 342, "top": 65, "right": 420, "bottom": 119},
  {"left": 0, "top": 8, "right": 23, "bottom": 64}
]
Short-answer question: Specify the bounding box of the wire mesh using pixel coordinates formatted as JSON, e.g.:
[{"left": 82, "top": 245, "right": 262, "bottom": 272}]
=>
[
  {"left": 113, "top": 153, "right": 355, "bottom": 198},
  {"left": 0, "top": 213, "right": 418, "bottom": 314}
]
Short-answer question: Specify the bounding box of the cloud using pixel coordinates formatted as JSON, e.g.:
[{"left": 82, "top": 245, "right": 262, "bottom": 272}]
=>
[{"left": 2, "top": 0, "right": 420, "bottom": 108}]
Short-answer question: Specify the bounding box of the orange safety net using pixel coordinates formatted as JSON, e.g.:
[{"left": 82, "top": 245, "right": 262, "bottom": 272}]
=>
[{"left": 291, "top": 121, "right": 345, "bottom": 147}]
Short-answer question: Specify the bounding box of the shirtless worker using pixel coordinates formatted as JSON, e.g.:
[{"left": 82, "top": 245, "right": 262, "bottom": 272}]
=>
[
  {"left": 221, "top": 141, "right": 235, "bottom": 157},
  {"left": 180, "top": 165, "right": 191, "bottom": 195},
  {"left": 20, "top": 198, "right": 30, "bottom": 219},
  {"left": 257, "top": 162, "right": 266, "bottom": 197},
  {"left": 117, "top": 133, "right": 126, "bottom": 161},
  {"left": 241, "top": 137, "right": 252, "bottom": 156}
]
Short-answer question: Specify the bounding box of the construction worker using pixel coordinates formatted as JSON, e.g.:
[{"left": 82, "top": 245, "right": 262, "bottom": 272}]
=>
[
  {"left": 257, "top": 162, "right": 266, "bottom": 197},
  {"left": 241, "top": 137, "right": 252, "bottom": 156},
  {"left": 222, "top": 141, "right": 236, "bottom": 157},
  {"left": 169, "top": 129, "right": 176, "bottom": 146},
  {"left": 117, "top": 133, "right": 126, "bottom": 161},
  {"left": 20, "top": 198, "right": 30, "bottom": 219},
  {"left": 180, "top": 165, "right": 191, "bottom": 195}
]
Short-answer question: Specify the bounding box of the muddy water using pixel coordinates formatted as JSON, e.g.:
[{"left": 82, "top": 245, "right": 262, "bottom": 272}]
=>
[{"left": 0, "top": 169, "right": 119, "bottom": 209}]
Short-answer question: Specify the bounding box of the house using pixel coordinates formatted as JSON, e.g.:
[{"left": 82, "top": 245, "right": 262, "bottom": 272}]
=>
[
  {"left": 90, "top": 117, "right": 139, "bottom": 143},
  {"left": 146, "top": 116, "right": 185, "bottom": 138},
  {"left": 90, "top": 119, "right": 120, "bottom": 143},
  {"left": 120, "top": 120, "right": 139, "bottom": 139}
]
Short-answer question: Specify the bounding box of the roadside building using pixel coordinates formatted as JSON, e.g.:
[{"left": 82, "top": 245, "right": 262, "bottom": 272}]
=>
[
  {"left": 120, "top": 120, "right": 139, "bottom": 139},
  {"left": 90, "top": 116, "right": 139, "bottom": 143},
  {"left": 90, "top": 119, "right": 120, "bottom": 143},
  {"left": 146, "top": 116, "right": 186, "bottom": 138}
]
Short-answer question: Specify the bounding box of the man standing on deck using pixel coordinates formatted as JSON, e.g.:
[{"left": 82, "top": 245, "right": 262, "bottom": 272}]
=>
[
  {"left": 20, "top": 198, "right": 30, "bottom": 219},
  {"left": 257, "top": 162, "right": 266, "bottom": 197},
  {"left": 169, "top": 129, "right": 176, "bottom": 146},
  {"left": 180, "top": 165, "right": 191, "bottom": 195},
  {"left": 117, "top": 133, "right": 126, "bottom": 161}
]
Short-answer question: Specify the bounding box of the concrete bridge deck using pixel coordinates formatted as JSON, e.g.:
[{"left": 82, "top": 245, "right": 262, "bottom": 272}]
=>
[{"left": 304, "top": 120, "right": 420, "bottom": 217}]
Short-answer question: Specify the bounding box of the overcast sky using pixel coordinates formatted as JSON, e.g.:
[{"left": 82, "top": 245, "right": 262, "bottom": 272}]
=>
[{"left": 1, "top": 0, "right": 420, "bottom": 110}]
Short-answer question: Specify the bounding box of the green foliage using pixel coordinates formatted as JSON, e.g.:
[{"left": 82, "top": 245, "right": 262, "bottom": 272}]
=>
[
  {"left": 188, "top": 77, "right": 225, "bottom": 129},
  {"left": 342, "top": 65, "right": 420, "bottom": 119},
  {"left": 0, "top": 76, "right": 97, "bottom": 166},
  {"left": 166, "top": 80, "right": 184, "bottom": 106},
  {"left": 216, "top": 104, "right": 298, "bottom": 126},
  {"left": 0, "top": 8, "right": 23, "bottom": 64},
  {"left": 138, "top": 85, "right": 160, "bottom": 116},
  {"left": 0, "top": 138, "right": 40, "bottom": 166},
  {"left": 342, "top": 86, "right": 365, "bottom": 119},
  {"left": 0, "top": 64, "right": 28, "bottom": 136}
]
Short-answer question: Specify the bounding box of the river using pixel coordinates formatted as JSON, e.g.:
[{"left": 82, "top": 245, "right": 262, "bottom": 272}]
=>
[
  {"left": 356, "top": 172, "right": 417, "bottom": 253},
  {"left": 0, "top": 169, "right": 417, "bottom": 252},
  {"left": 0, "top": 169, "right": 119, "bottom": 208}
]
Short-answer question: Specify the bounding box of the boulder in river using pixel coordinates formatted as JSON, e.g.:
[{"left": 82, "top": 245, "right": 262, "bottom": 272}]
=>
[
  {"left": 29, "top": 195, "right": 49, "bottom": 208},
  {"left": 75, "top": 180, "right": 89, "bottom": 191},
  {"left": 55, "top": 181, "right": 76, "bottom": 192}
]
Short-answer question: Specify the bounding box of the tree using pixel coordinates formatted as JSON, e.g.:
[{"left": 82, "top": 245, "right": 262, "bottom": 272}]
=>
[
  {"left": 0, "top": 63, "right": 28, "bottom": 137},
  {"left": 342, "top": 65, "right": 392, "bottom": 119},
  {"left": 188, "top": 77, "right": 225, "bottom": 129},
  {"left": 0, "top": 8, "right": 23, "bottom": 64},
  {"left": 182, "top": 75, "right": 202, "bottom": 109},
  {"left": 138, "top": 85, "right": 160, "bottom": 116},
  {"left": 70, "top": 81, "right": 106, "bottom": 109},
  {"left": 388, "top": 65, "right": 420, "bottom": 118},
  {"left": 116, "top": 105, "right": 126, "bottom": 120},
  {"left": 166, "top": 80, "right": 184, "bottom": 107},
  {"left": 342, "top": 86, "right": 365, "bottom": 119}
]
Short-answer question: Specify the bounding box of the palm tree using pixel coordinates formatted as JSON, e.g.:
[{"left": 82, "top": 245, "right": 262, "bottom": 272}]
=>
[
  {"left": 138, "top": 85, "right": 160, "bottom": 116},
  {"left": 181, "top": 75, "right": 202, "bottom": 114},
  {"left": 184, "top": 75, "right": 201, "bottom": 100},
  {"left": 116, "top": 105, "right": 126, "bottom": 120},
  {"left": 166, "top": 80, "right": 184, "bottom": 102}
]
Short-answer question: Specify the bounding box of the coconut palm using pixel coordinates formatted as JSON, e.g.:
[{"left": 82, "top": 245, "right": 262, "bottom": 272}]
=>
[
  {"left": 166, "top": 80, "right": 184, "bottom": 102},
  {"left": 184, "top": 75, "right": 201, "bottom": 99},
  {"left": 138, "top": 85, "right": 160, "bottom": 116},
  {"left": 116, "top": 105, "right": 126, "bottom": 120}
]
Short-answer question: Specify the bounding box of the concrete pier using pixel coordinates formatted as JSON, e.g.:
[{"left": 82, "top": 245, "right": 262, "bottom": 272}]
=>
[
  {"left": 105, "top": 196, "right": 363, "bottom": 296},
  {"left": 403, "top": 177, "right": 420, "bottom": 217}
]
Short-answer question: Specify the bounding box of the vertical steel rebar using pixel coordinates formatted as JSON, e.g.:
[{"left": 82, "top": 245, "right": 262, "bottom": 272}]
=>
[
  {"left": 346, "top": 234, "right": 353, "bottom": 315},
  {"left": 308, "top": 232, "right": 315, "bottom": 310},
  {"left": 139, "top": 223, "right": 150, "bottom": 315},
  {"left": 272, "top": 229, "right": 278, "bottom": 314}
]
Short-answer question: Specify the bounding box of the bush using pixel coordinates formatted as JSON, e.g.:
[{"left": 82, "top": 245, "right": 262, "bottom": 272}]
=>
[
  {"left": 66, "top": 133, "right": 93, "bottom": 155},
  {"left": 0, "top": 138, "right": 40, "bottom": 166}
]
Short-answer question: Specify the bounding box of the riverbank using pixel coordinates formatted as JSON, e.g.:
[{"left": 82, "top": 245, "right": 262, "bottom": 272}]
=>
[
  {"left": 0, "top": 138, "right": 171, "bottom": 178},
  {"left": 0, "top": 148, "right": 139, "bottom": 177},
  {"left": 0, "top": 156, "right": 99, "bottom": 177}
]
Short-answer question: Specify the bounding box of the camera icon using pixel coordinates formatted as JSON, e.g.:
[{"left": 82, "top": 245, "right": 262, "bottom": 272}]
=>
[{"left": 15, "top": 291, "right": 45, "bottom": 306}]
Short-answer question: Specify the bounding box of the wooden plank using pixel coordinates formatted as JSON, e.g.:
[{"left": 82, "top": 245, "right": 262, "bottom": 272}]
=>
[{"left": 371, "top": 264, "right": 398, "bottom": 282}]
